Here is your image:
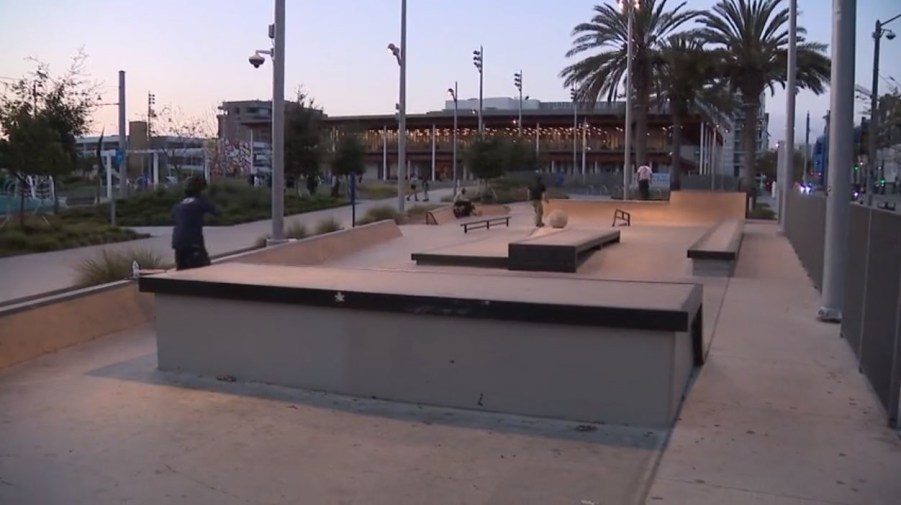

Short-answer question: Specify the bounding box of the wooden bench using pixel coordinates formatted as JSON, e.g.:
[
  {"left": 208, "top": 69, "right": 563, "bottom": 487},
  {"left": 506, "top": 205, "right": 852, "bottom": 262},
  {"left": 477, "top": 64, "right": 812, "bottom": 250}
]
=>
[
  {"left": 460, "top": 215, "right": 511, "bottom": 233},
  {"left": 508, "top": 229, "right": 621, "bottom": 273},
  {"left": 687, "top": 219, "right": 744, "bottom": 276},
  {"left": 612, "top": 209, "right": 631, "bottom": 227}
]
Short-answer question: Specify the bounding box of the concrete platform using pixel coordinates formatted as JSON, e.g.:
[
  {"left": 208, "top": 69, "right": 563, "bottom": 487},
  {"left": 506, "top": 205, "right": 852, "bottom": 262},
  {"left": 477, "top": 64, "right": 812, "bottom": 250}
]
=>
[{"left": 140, "top": 264, "right": 703, "bottom": 427}]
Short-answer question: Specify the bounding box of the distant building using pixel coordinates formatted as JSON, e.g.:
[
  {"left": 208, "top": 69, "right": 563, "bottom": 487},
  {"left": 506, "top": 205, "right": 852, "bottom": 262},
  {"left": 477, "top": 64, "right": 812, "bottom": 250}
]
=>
[
  {"left": 720, "top": 92, "right": 770, "bottom": 179},
  {"left": 218, "top": 97, "right": 726, "bottom": 182}
]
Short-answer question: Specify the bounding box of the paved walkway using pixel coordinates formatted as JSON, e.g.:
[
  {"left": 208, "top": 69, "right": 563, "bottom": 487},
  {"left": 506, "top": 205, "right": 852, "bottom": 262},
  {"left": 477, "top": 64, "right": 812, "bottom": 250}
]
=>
[
  {"left": 645, "top": 222, "right": 901, "bottom": 504},
  {"left": 0, "top": 190, "right": 452, "bottom": 304}
]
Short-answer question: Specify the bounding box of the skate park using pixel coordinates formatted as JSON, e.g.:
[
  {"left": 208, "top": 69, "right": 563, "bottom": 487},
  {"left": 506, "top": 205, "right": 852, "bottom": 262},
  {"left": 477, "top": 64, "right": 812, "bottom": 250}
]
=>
[{"left": 3, "top": 190, "right": 901, "bottom": 504}]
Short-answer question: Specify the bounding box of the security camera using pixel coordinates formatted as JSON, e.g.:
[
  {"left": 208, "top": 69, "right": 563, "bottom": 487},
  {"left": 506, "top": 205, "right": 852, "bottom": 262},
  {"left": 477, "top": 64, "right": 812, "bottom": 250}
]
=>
[
  {"left": 887, "top": 30, "right": 897, "bottom": 41},
  {"left": 248, "top": 53, "right": 265, "bottom": 68}
]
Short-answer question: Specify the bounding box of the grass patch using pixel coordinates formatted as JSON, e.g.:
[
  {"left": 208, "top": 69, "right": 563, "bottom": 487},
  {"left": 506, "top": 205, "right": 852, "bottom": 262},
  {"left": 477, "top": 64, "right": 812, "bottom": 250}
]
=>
[
  {"left": 74, "top": 247, "right": 168, "bottom": 287},
  {"left": 749, "top": 202, "right": 777, "bottom": 220},
  {"left": 355, "top": 182, "right": 399, "bottom": 200},
  {"left": 0, "top": 216, "right": 148, "bottom": 257},
  {"left": 62, "top": 179, "right": 347, "bottom": 227}
]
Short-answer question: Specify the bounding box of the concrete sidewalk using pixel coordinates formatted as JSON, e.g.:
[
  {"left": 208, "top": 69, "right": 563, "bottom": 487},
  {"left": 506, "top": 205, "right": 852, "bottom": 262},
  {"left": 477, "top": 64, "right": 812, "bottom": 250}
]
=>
[
  {"left": 0, "top": 191, "right": 452, "bottom": 304},
  {"left": 645, "top": 222, "right": 901, "bottom": 504}
]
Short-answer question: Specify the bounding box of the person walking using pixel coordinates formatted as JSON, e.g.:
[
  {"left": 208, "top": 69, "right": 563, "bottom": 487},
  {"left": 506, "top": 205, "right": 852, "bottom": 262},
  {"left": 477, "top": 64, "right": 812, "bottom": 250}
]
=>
[
  {"left": 636, "top": 164, "right": 652, "bottom": 200},
  {"left": 406, "top": 173, "right": 420, "bottom": 202},
  {"left": 528, "top": 175, "right": 548, "bottom": 227},
  {"left": 171, "top": 176, "right": 219, "bottom": 270}
]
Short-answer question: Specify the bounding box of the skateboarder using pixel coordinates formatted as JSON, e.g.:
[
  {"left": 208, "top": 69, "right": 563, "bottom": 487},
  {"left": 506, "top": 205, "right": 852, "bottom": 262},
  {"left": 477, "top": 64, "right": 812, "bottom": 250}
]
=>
[
  {"left": 171, "top": 176, "right": 219, "bottom": 270},
  {"left": 637, "top": 164, "right": 652, "bottom": 200},
  {"left": 528, "top": 175, "right": 548, "bottom": 227}
]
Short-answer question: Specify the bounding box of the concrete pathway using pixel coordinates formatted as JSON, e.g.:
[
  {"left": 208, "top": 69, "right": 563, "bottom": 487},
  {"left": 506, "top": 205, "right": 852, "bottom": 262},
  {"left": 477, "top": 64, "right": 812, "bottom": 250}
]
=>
[
  {"left": 0, "top": 191, "right": 452, "bottom": 304},
  {"left": 645, "top": 222, "right": 901, "bottom": 504}
]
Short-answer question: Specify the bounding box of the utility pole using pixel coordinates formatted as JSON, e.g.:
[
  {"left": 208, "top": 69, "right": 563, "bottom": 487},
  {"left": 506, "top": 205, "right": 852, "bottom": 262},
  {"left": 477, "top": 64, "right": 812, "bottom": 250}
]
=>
[
  {"left": 780, "top": 0, "right": 798, "bottom": 232},
  {"left": 117, "top": 70, "right": 127, "bottom": 200},
  {"left": 622, "top": 0, "right": 636, "bottom": 200},
  {"left": 819, "top": 0, "right": 856, "bottom": 322},
  {"left": 514, "top": 70, "right": 523, "bottom": 137},
  {"left": 803, "top": 111, "right": 810, "bottom": 182},
  {"left": 473, "top": 46, "right": 484, "bottom": 136},
  {"left": 868, "top": 13, "right": 901, "bottom": 206},
  {"left": 270, "top": 0, "right": 286, "bottom": 241},
  {"left": 571, "top": 87, "right": 578, "bottom": 177}
]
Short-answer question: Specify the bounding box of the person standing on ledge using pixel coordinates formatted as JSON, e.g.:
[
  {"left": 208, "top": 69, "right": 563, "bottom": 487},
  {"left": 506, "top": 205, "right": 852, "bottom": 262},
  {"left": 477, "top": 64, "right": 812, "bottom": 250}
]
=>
[
  {"left": 636, "top": 164, "right": 652, "bottom": 200},
  {"left": 171, "top": 176, "right": 219, "bottom": 270},
  {"left": 528, "top": 175, "right": 548, "bottom": 227}
]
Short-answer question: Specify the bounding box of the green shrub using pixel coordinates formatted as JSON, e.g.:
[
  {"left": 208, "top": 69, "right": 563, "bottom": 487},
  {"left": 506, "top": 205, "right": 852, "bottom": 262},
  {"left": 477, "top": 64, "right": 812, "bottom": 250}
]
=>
[
  {"left": 314, "top": 217, "right": 342, "bottom": 235},
  {"left": 356, "top": 205, "right": 405, "bottom": 226},
  {"left": 285, "top": 222, "right": 308, "bottom": 239},
  {"left": 74, "top": 248, "right": 168, "bottom": 287}
]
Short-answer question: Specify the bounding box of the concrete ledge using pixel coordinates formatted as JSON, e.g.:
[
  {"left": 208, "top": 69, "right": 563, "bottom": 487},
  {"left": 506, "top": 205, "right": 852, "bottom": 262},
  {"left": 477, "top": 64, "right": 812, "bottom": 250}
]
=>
[
  {"left": 0, "top": 282, "right": 154, "bottom": 370},
  {"left": 687, "top": 219, "right": 744, "bottom": 277},
  {"left": 508, "top": 229, "right": 621, "bottom": 273},
  {"left": 142, "top": 264, "right": 704, "bottom": 427},
  {"left": 227, "top": 220, "right": 402, "bottom": 266}
]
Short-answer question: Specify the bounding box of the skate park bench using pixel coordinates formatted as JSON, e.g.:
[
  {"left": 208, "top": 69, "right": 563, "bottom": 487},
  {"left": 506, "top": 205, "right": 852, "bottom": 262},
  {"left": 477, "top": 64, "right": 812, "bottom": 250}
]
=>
[
  {"left": 508, "top": 229, "right": 620, "bottom": 273},
  {"left": 612, "top": 209, "right": 631, "bottom": 227},
  {"left": 139, "top": 264, "right": 704, "bottom": 428},
  {"left": 460, "top": 215, "right": 511, "bottom": 233},
  {"left": 687, "top": 219, "right": 744, "bottom": 276}
]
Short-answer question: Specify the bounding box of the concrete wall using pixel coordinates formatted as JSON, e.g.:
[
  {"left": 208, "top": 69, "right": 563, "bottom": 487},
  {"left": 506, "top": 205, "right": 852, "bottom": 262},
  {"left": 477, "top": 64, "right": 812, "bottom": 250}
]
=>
[
  {"left": 155, "top": 294, "right": 695, "bottom": 428},
  {"left": 227, "top": 220, "right": 402, "bottom": 266},
  {"left": 0, "top": 282, "right": 153, "bottom": 370}
]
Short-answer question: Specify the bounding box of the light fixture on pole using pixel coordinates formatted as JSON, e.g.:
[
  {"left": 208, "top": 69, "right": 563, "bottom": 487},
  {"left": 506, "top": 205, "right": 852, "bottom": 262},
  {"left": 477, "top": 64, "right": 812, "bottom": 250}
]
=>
[
  {"left": 473, "top": 46, "right": 484, "bottom": 136},
  {"left": 571, "top": 87, "right": 578, "bottom": 176},
  {"left": 619, "top": 0, "right": 638, "bottom": 200},
  {"left": 147, "top": 92, "right": 156, "bottom": 138},
  {"left": 514, "top": 70, "right": 523, "bottom": 137},
  {"left": 448, "top": 83, "right": 459, "bottom": 190},
  {"left": 581, "top": 119, "right": 589, "bottom": 183},
  {"left": 388, "top": 0, "right": 407, "bottom": 212},
  {"left": 247, "top": 0, "right": 286, "bottom": 242},
  {"left": 867, "top": 12, "right": 900, "bottom": 206}
]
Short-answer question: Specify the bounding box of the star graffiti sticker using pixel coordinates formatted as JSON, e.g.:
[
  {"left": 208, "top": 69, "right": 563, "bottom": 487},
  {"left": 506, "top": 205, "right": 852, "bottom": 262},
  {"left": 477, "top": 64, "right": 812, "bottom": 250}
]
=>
[{"left": 335, "top": 292, "right": 345, "bottom": 303}]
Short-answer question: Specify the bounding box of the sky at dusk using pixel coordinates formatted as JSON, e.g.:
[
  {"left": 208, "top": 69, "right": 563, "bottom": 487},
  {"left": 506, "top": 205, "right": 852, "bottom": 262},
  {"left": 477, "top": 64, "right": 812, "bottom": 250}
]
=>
[{"left": 1, "top": 0, "right": 899, "bottom": 145}]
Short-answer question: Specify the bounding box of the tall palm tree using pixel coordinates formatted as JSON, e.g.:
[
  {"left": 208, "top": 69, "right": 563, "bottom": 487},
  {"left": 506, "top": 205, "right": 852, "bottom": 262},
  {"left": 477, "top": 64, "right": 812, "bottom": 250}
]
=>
[
  {"left": 560, "top": 0, "right": 698, "bottom": 170},
  {"left": 654, "top": 35, "right": 734, "bottom": 190},
  {"left": 698, "top": 0, "right": 830, "bottom": 205}
]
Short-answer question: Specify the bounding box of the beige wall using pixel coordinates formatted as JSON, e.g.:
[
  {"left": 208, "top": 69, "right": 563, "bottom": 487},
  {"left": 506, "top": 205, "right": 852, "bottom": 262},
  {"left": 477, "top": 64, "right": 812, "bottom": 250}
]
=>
[
  {"left": 0, "top": 283, "right": 154, "bottom": 370},
  {"left": 155, "top": 294, "right": 696, "bottom": 428}
]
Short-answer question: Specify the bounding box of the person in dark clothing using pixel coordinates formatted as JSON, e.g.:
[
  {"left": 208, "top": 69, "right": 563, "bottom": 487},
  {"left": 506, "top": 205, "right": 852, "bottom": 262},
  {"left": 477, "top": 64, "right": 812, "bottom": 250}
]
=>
[
  {"left": 528, "top": 175, "right": 548, "bottom": 227},
  {"left": 171, "top": 176, "right": 219, "bottom": 270},
  {"left": 306, "top": 173, "right": 318, "bottom": 197}
]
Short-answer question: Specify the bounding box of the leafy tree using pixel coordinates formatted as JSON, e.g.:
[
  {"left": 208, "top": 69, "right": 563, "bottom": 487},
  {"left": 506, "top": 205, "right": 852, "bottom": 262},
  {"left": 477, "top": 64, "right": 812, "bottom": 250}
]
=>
[
  {"left": 464, "top": 136, "right": 509, "bottom": 182},
  {"left": 0, "top": 51, "right": 99, "bottom": 215},
  {"left": 560, "top": 0, "right": 698, "bottom": 169},
  {"left": 0, "top": 112, "right": 69, "bottom": 225},
  {"left": 330, "top": 131, "right": 366, "bottom": 177},
  {"left": 506, "top": 138, "right": 539, "bottom": 173},
  {"left": 284, "top": 91, "right": 325, "bottom": 185},
  {"left": 698, "top": 0, "right": 830, "bottom": 206},
  {"left": 755, "top": 145, "right": 806, "bottom": 182},
  {"left": 654, "top": 35, "right": 734, "bottom": 190}
]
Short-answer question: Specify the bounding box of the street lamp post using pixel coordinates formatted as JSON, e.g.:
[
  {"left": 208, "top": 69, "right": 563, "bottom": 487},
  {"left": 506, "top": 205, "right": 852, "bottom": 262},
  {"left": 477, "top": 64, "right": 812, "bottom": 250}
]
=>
[
  {"left": 780, "top": 0, "right": 797, "bottom": 233},
  {"left": 867, "top": 12, "right": 901, "bottom": 206},
  {"left": 247, "top": 0, "right": 286, "bottom": 242},
  {"left": 448, "top": 83, "right": 459, "bottom": 190},
  {"left": 620, "top": 0, "right": 638, "bottom": 200},
  {"left": 388, "top": 0, "right": 407, "bottom": 212},
  {"left": 514, "top": 71, "right": 523, "bottom": 137},
  {"left": 473, "top": 46, "right": 484, "bottom": 136},
  {"left": 571, "top": 87, "right": 579, "bottom": 178},
  {"left": 581, "top": 120, "right": 588, "bottom": 182}
]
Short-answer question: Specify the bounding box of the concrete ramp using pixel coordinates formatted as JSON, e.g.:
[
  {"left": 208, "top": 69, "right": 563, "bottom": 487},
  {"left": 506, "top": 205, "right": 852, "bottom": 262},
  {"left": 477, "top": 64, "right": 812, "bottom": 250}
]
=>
[{"left": 547, "top": 191, "right": 747, "bottom": 226}]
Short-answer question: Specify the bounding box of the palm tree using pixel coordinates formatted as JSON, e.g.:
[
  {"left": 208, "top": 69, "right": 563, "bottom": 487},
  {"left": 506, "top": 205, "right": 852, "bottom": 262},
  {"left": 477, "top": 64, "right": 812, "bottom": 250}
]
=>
[
  {"left": 560, "top": 0, "right": 698, "bottom": 170},
  {"left": 654, "top": 35, "right": 734, "bottom": 190},
  {"left": 698, "top": 0, "right": 830, "bottom": 205}
]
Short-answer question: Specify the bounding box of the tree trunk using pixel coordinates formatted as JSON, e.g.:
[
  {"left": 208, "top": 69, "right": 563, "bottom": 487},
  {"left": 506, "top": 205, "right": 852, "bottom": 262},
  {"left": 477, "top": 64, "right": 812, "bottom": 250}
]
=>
[
  {"left": 17, "top": 173, "right": 26, "bottom": 228},
  {"left": 670, "top": 113, "right": 683, "bottom": 191},
  {"left": 741, "top": 99, "right": 760, "bottom": 212},
  {"left": 634, "top": 80, "right": 650, "bottom": 168}
]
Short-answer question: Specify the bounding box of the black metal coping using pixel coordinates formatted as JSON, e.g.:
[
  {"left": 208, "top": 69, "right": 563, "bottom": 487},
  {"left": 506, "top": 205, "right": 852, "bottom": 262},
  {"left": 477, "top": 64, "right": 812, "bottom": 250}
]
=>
[{"left": 139, "top": 274, "right": 699, "bottom": 335}]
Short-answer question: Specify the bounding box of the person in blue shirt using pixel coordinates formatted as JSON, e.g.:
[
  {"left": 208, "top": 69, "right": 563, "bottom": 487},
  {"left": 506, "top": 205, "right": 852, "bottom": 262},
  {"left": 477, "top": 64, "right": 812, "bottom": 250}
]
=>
[{"left": 171, "top": 176, "right": 219, "bottom": 270}]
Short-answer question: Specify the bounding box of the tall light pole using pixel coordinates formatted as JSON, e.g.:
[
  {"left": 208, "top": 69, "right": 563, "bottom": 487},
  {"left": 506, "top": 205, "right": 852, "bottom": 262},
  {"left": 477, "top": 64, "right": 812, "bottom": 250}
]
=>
[
  {"left": 448, "top": 83, "right": 459, "bottom": 189},
  {"left": 248, "top": 0, "right": 286, "bottom": 242},
  {"left": 514, "top": 70, "right": 523, "bottom": 137},
  {"left": 780, "top": 0, "right": 798, "bottom": 233},
  {"left": 388, "top": 0, "right": 407, "bottom": 212},
  {"left": 571, "top": 87, "right": 578, "bottom": 176},
  {"left": 819, "top": 0, "right": 856, "bottom": 323},
  {"left": 867, "top": 12, "right": 900, "bottom": 206},
  {"left": 581, "top": 119, "right": 588, "bottom": 183},
  {"left": 620, "top": 0, "right": 638, "bottom": 200},
  {"left": 473, "top": 46, "right": 484, "bottom": 136}
]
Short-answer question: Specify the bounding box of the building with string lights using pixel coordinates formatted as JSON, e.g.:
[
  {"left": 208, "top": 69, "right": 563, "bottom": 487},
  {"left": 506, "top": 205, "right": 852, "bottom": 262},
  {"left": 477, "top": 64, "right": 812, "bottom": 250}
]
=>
[{"left": 217, "top": 98, "right": 728, "bottom": 181}]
